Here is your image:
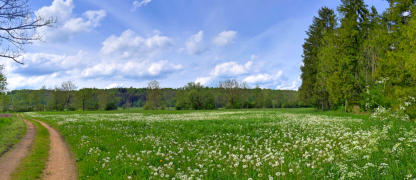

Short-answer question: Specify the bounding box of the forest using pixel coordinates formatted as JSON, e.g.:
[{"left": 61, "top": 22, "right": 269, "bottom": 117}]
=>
[
  {"left": 299, "top": 0, "right": 416, "bottom": 118},
  {"left": 0, "top": 80, "right": 304, "bottom": 112}
]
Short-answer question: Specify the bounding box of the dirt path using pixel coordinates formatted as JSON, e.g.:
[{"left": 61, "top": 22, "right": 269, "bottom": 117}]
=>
[
  {"left": 35, "top": 120, "right": 77, "bottom": 180},
  {"left": 0, "top": 120, "right": 35, "bottom": 180}
]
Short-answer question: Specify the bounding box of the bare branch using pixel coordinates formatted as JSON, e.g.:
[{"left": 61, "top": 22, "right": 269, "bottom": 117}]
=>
[
  {"left": 0, "top": 0, "right": 54, "bottom": 64},
  {"left": 0, "top": 53, "right": 22, "bottom": 64}
]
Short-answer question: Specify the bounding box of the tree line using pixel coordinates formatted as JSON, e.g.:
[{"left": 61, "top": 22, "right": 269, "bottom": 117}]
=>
[
  {"left": 0, "top": 80, "right": 305, "bottom": 112},
  {"left": 299, "top": 0, "right": 416, "bottom": 118}
]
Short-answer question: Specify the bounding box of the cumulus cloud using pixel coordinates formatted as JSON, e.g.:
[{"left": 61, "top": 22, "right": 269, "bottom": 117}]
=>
[
  {"left": 276, "top": 77, "right": 301, "bottom": 90},
  {"left": 195, "top": 76, "right": 213, "bottom": 85},
  {"left": 213, "top": 30, "right": 237, "bottom": 46},
  {"left": 101, "top": 29, "right": 173, "bottom": 59},
  {"left": 244, "top": 70, "right": 283, "bottom": 84},
  {"left": 61, "top": 10, "right": 106, "bottom": 32},
  {"left": 132, "top": 0, "right": 152, "bottom": 11},
  {"left": 106, "top": 83, "right": 124, "bottom": 89},
  {"left": 7, "top": 75, "right": 53, "bottom": 90},
  {"left": 194, "top": 56, "right": 287, "bottom": 88},
  {"left": 211, "top": 61, "right": 252, "bottom": 77},
  {"left": 36, "top": 0, "right": 74, "bottom": 20},
  {"left": 8, "top": 51, "right": 87, "bottom": 77},
  {"left": 81, "top": 60, "right": 182, "bottom": 79},
  {"left": 6, "top": 45, "right": 182, "bottom": 89},
  {"left": 185, "top": 31, "right": 206, "bottom": 55},
  {"left": 36, "top": 0, "right": 106, "bottom": 42},
  {"left": 195, "top": 61, "right": 253, "bottom": 85},
  {"left": 5, "top": 51, "right": 94, "bottom": 89}
]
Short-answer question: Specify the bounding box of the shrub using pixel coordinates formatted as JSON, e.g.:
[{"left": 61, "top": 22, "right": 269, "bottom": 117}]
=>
[{"left": 105, "top": 102, "right": 118, "bottom": 111}]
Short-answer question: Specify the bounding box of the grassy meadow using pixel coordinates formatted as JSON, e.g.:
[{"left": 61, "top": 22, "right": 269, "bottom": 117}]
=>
[
  {"left": 26, "top": 109, "right": 416, "bottom": 179},
  {"left": 0, "top": 114, "right": 26, "bottom": 155}
]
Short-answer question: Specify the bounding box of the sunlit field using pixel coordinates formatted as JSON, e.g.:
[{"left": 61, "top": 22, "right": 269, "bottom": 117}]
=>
[{"left": 26, "top": 109, "right": 416, "bottom": 179}]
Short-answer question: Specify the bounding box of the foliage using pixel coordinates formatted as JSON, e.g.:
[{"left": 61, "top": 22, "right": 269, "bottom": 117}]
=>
[
  {"left": 144, "top": 80, "right": 163, "bottom": 110},
  {"left": 75, "top": 88, "right": 99, "bottom": 111},
  {"left": 175, "top": 83, "right": 216, "bottom": 110},
  {"left": 299, "top": 7, "right": 336, "bottom": 110},
  {"left": 299, "top": 0, "right": 416, "bottom": 119},
  {"left": 105, "top": 102, "right": 118, "bottom": 111},
  {"left": 0, "top": 66, "right": 6, "bottom": 93},
  {"left": 1, "top": 81, "right": 305, "bottom": 112}
]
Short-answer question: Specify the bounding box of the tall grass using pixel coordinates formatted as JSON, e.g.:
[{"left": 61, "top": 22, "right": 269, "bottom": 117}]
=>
[{"left": 0, "top": 114, "right": 26, "bottom": 156}]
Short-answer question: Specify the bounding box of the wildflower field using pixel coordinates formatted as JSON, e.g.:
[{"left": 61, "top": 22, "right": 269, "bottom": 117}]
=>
[{"left": 26, "top": 109, "right": 416, "bottom": 179}]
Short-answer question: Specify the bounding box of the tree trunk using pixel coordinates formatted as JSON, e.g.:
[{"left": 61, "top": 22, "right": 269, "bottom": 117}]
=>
[{"left": 345, "top": 99, "right": 348, "bottom": 112}]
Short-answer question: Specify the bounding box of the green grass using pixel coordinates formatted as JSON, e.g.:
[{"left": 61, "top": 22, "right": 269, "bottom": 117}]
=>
[
  {"left": 26, "top": 109, "right": 416, "bottom": 179},
  {"left": 0, "top": 114, "right": 26, "bottom": 156},
  {"left": 11, "top": 119, "right": 50, "bottom": 180}
]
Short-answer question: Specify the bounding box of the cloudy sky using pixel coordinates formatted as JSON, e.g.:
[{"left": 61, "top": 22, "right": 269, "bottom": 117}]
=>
[{"left": 4, "top": 0, "right": 388, "bottom": 90}]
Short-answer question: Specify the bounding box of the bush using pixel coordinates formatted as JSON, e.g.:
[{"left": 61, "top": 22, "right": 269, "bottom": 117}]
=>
[
  {"left": 362, "top": 84, "right": 389, "bottom": 111},
  {"left": 143, "top": 103, "right": 155, "bottom": 110},
  {"left": 105, "top": 102, "right": 118, "bottom": 111}
]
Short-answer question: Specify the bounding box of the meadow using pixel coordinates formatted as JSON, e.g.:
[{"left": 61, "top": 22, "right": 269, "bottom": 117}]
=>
[{"left": 26, "top": 109, "right": 416, "bottom": 179}]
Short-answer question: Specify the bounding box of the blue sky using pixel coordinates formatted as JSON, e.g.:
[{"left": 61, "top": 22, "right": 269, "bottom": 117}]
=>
[{"left": 4, "top": 0, "right": 388, "bottom": 90}]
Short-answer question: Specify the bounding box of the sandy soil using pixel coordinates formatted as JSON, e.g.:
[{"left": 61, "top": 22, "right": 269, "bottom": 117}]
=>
[
  {"left": 0, "top": 120, "right": 35, "bottom": 180},
  {"left": 36, "top": 120, "right": 77, "bottom": 180}
]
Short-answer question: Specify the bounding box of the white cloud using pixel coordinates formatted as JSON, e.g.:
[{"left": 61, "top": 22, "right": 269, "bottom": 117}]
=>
[
  {"left": 244, "top": 70, "right": 283, "bottom": 84},
  {"left": 36, "top": 0, "right": 106, "bottom": 42},
  {"left": 5, "top": 48, "right": 182, "bottom": 89},
  {"left": 185, "top": 31, "right": 206, "bottom": 55},
  {"left": 211, "top": 61, "right": 252, "bottom": 77},
  {"left": 195, "top": 76, "right": 213, "bottom": 85},
  {"left": 106, "top": 83, "right": 124, "bottom": 89},
  {"left": 62, "top": 10, "right": 106, "bottom": 32},
  {"left": 195, "top": 61, "right": 253, "bottom": 85},
  {"left": 36, "top": 0, "right": 74, "bottom": 20},
  {"left": 81, "top": 60, "right": 182, "bottom": 79},
  {"left": 5, "top": 51, "right": 94, "bottom": 89},
  {"left": 132, "top": 0, "right": 152, "bottom": 10},
  {"left": 276, "top": 77, "right": 301, "bottom": 90},
  {"left": 213, "top": 30, "right": 237, "bottom": 46},
  {"left": 7, "top": 75, "right": 52, "bottom": 90},
  {"left": 7, "top": 51, "right": 87, "bottom": 77},
  {"left": 101, "top": 29, "right": 173, "bottom": 59}
]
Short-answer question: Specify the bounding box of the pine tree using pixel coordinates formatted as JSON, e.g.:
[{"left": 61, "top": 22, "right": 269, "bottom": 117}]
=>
[
  {"left": 335, "top": 0, "right": 370, "bottom": 112},
  {"left": 299, "top": 7, "right": 336, "bottom": 110}
]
